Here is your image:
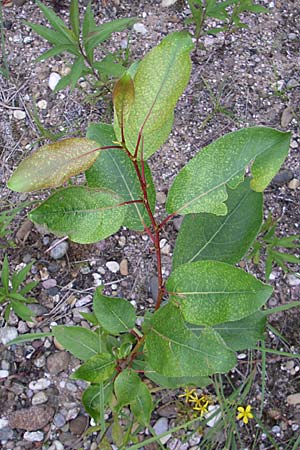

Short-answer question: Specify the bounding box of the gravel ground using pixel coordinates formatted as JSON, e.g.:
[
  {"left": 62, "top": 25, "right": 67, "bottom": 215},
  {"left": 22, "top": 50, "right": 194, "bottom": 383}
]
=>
[{"left": 0, "top": 1, "right": 300, "bottom": 449}]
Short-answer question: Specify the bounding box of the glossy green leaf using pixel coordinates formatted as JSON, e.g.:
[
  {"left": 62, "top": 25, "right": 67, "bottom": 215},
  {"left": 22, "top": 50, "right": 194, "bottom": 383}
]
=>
[
  {"left": 70, "top": 0, "right": 80, "bottom": 38},
  {"left": 114, "top": 369, "right": 153, "bottom": 425},
  {"left": 11, "top": 300, "right": 34, "bottom": 322},
  {"left": 52, "top": 326, "right": 105, "bottom": 361},
  {"left": 113, "top": 73, "right": 135, "bottom": 133},
  {"left": 172, "top": 179, "right": 263, "bottom": 269},
  {"left": 114, "top": 32, "right": 194, "bottom": 159},
  {"left": 82, "top": 382, "right": 113, "bottom": 423},
  {"left": 166, "top": 127, "right": 291, "bottom": 215},
  {"left": 93, "top": 287, "right": 136, "bottom": 335},
  {"left": 29, "top": 186, "right": 126, "bottom": 244},
  {"left": 68, "top": 56, "right": 85, "bottom": 90},
  {"left": 72, "top": 353, "right": 116, "bottom": 383},
  {"left": 145, "top": 304, "right": 236, "bottom": 377},
  {"left": 36, "top": 0, "right": 76, "bottom": 44},
  {"left": 25, "top": 22, "right": 73, "bottom": 47},
  {"left": 86, "top": 123, "right": 156, "bottom": 231},
  {"left": 7, "top": 138, "right": 100, "bottom": 192},
  {"left": 167, "top": 261, "right": 272, "bottom": 326}
]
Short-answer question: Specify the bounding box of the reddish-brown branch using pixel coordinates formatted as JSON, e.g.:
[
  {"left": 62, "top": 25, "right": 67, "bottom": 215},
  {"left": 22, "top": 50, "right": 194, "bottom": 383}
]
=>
[
  {"left": 70, "top": 145, "right": 123, "bottom": 162},
  {"left": 158, "top": 212, "right": 178, "bottom": 230}
]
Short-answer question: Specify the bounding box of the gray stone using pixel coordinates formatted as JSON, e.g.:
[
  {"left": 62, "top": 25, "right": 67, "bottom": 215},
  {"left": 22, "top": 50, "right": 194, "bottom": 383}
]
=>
[
  {"left": 32, "top": 391, "right": 48, "bottom": 405},
  {"left": 13, "top": 110, "right": 26, "bottom": 120},
  {"left": 0, "top": 426, "right": 14, "bottom": 441},
  {"left": 49, "top": 72, "right": 61, "bottom": 91},
  {"left": 0, "top": 418, "right": 9, "bottom": 429},
  {"left": 287, "top": 274, "right": 300, "bottom": 286},
  {"left": 272, "top": 169, "right": 293, "bottom": 186},
  {"left": 153, "top": 417, "right": 171, "bottom": 444},
  {"left": 9, "top": 406, "right": 54, "bottom": 431},
  {"left": 53, "top": 413, "right": 66, "bottom": 428},
  {"left": 29, "top": 378, "right": 51, "bottom": 391},
  {"left": 42, "top": 279, "right": 57, "bottom": 289},
  {"left": 0, "top": 327, "right": 18, "bottom": 345},
  {"left": 69, "top": 415, "right": 88, "bottom": 435},
  {"left": 133, "top": 23, "right": 147, "bottom": 34},
  {"left": 23, "top": 431, "right": 44, "bottom": 442},
  {"left": 149, "top": 275, "right": 158, "bottom": 301},
  {"left": 47, "top": 351, "right": 70, "bottom": 374},
  {"left": 106, "top": 261, "right": 120, "bottom": 273},
  {"left": 281, "top": 107, "right": 294, "bottom": 128},
  {"left": 0, "top": 370, "right": 9, "bottom": 378},
  {"left": 50, "top": 240, "right": 68, "bottom": 259}
]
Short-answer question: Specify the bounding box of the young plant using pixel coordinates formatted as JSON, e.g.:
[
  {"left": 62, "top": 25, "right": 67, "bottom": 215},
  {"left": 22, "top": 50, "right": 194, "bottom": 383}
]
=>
[
  {"left": 28, "top": 0, "right": 136, "bottom": 94},
  {"left": 248, "top": 214, "right": 300, "bottom": 280},
  {"left": 7, "top": 32, "right": 291, "bottom": 443},
  {"left": 186, "top": 0, "right": 268, "bottom": 48},
  {"left": 0, "top": 255, "right": 38, "bottom": 322}
]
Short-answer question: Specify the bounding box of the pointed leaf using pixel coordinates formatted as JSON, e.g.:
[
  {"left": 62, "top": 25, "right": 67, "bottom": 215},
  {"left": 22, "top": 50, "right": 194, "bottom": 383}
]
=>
[
  {"left": 36, "top": 45, "right": 80, "bottom": 62},
  {"left": 85, "top": 17, "right": 137, "bottom": 50},
  {"left": 52, "top": 326, "right": 105, "bottom": 360},
  {"left": 93, "top": 288, "right": 136, "bottom": 335},
  {"left": 167, "top": 261, "right": 273, "bottom": 326},
  {"left": 82, "top": 382, "right": 113, "bottom": 423},
  {"left": 25, "top": 22, "right": 74, "bottom": 47},
  {"left": 82, "top": 2, "right": 97, "bottom": 62},
  {"left": 11, "top": 300, "right": 34, "bottom": 322},
  {"left": 70, "top": 0, "right": 80, "bottom": 38},
  {"left": 173, "top": 179, "right": 263, "bottom": 269},
  {"left": 113, "top": 73, "right": 135, "bottom": 132},
  {"left": 68, "top": 56, "right": 85, "bottom": 90},
  {"left": 143, "top": 365, "right": 211, "bottom": 389},
  {"left": 7, "top": 138, "right": 100, "bottom": 192},
  {"left": 35, "top": 0, "right": 76, "bottom": 43},
  {"left": 1, "top": 255, "right": 9, "bottom": 293},
  {"left": 86, "top": 123, "right": 156, "bottom": 231},
  {"left": 29, "top": 186, "right": 126, "bottom": 244},
  {"left": 72, "top": 353, "right": 116, "bottom": 383},
  {"left": 12, "top": 262, "right": 34, "bottom": 292},
  {"left": 7, "top": 332, "right": 52, "bottom": 346},
  {"left": 114, "top": 32, "right": 194, "bottom": 159},
  {"left": 94, "top": 58, "right": 125, "bottom": 78},
  {"left": 166, "top": 128, "right": 291, "bottom": 215},
  {"left": 145, "top": 304, "right": 236, "bottom": 377}
]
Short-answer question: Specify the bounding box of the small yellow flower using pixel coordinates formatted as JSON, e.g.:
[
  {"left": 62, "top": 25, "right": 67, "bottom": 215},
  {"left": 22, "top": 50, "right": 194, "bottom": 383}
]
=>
[
  {"left": 193, "top": 401, "right": 209, "bottom": 417},
  {"left": 178, "top": 388, "right": 198, "bottom": 403},
  {"left": 236, "top": 405, "right": 254, "bottom": 424}
]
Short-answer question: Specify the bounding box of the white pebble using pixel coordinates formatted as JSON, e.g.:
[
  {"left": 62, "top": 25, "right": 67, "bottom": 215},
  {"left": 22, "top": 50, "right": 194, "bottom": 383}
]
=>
[
  {"left": 29, "top": 378, "right": 51, "bottom": 391},
  {"left": 206, "top": 405, "right": 221, "bottom": 427},
  {"left": 13, "top": 109, "right": 26, "bottom": 120},
  {"left": 0, "top": 327, "right": 18, "bottom": 345},
  {"left": 106, "top": 261, "right": 120, "bottom": 273},
  {"left": 0, "top": 370, "right": 9, "bottom": 378},
  {"left": 37, "top": 99, "right": 48, "bottom": 110},
  {"left": 133, "top": 23, "right": 147, "bottom": 35},
  {"left": 0, "top": 418, "right": 9, "bottom": 429},
  {"left": 48, "top": 72, "right": 61, "bottom": 91},
  {"left": 24, "top": 431, "right": 44, "bottom": 442}
]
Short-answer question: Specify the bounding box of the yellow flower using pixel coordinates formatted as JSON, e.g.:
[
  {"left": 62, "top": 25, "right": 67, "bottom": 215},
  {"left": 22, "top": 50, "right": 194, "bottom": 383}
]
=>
[
  {"left": 193, "top": 401, "right": 209, "bottom": 417},
  {"left": 236, "top": 405, "right": 254, "bottom": 424},
  {"left": 178, "top": 388, "right": 198, "bottom": 404}
]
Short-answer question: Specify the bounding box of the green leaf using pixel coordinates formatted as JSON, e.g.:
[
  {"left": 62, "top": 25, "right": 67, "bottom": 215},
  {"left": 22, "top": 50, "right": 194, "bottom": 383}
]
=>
[
  {"left": 54, "top": 73, "right": 73, "bottom": 92},
  {"left": 52, "top": 326, "right": 105, "bottom": 360},
  {"left": 68, "top": 56, "right": 85, "bottom": 90},
  {"left": 272, "top": 235, "right": 300, "bottom": 249},
  {"left": 11, "top": 300, "right": 34, "bottom": 322},
  {"left": 35, "top": 0, "right": 76, "bottom": 44},
  {"left": 29, "top": 186, "right": 126, "bottom": 244},
  {"left": 94, "top": 57, "right": 125, "bottom": 78},
  {"left": 82, "top": 2, "right": 97, "bottom": 63},
  {"left": 1, "top": 255, "right": 9, "bottom": 293},
  {"left": 72, "top": 353, "right": 116, "bottom": 383},
  {"left": 70, "top": 0, "right": 80, "bottom": 38},
  {"left": 7, "top": 332, "right": 52, "bottom": 346},
  {"left": 7, "top": 138, "right": 100, "bottom": 192},
  {"left": 114, "top": 369, "right": 153, "bottom": 425},
  {"left": 93, "top": 288, "right": 136, "bottom": 335},
  {"left": 145, "top": 304, "right": 236, "bottom": 377},
  {"left": 167, "top": 261, "right": 272, "bottom": 326},
  {"left": 11, "top": 262, "right": 33, "bottom": 292},
  {"left": 113, "top": 73, "right": 135, "bottom": 133},
  {"left": 173, "top": 179, "right": 263, "bottom": 269},
  {"left": 271, "top": 250, "right": 299, "bottom": 264},
  {"left": 82, "top": 382, "right": 113, "bottom": 423},
  {"left": 36, "top": 45, "right": 80, "bottom": 62},
  {"left": 85, "top": 17, "right": 137, "bottom": 50},
  {"left": 166, "top": 127, "right": 291, "bottom": 215},
  {"left": 86, "top": 123, "right": 156, "bottom": 231},
  {"left": 144, "top": 366, "right": 211, "bottom": 389},
  {"left": 19, "top": 281, "right": 39, "bottom": 296},
  {"left": 114, "top": 32, "right": 194, "bottom": 159},
  {"left": 25, "top": 22, "right": 74, "bottom": 47}
]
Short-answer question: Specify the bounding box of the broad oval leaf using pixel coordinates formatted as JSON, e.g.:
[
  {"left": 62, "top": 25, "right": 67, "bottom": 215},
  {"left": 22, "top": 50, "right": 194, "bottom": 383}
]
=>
[
  {"left": 82, "top": 382, "right": 113, "bottom": 423},
  {"left": 144, "top": 304, "right": 236, "bottom": 377},
  {"left": 29, "top": 186, "right": 127, "bottom": 244},
  {"left": 52, "top": 326, "right": 105, "bottom": 360},
  {"left": 86, "top": 123, "right": 156, "bottom": 231},
  {"left": 166, "top": 261, "right": 272, "bottom": 326},
  {"left": 114, "top": 32, "right": 194, "bottom": 159},
  {"left": 93, "top": 287, "right": 136, "bottom": 335},
  {"left": 72, "top": 353, "right": 116, "bottom": 383},
  {"left": 113, "top": 73, "right": 135, "bottom": 132},
  {"left": 8, "top": 138, "right": 100, "bottom": 192},
  {"left": 166, "top": 127, "right": 291, "bottom": 215},
  {"left": 172, "top": 179, "right": 263, "bottom": 269}
]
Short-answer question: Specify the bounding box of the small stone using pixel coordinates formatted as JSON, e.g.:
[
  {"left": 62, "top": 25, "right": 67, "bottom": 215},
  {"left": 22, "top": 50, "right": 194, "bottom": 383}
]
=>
[
  {"left": 173, "top": 216, "right": 183, "bottom": 232},
  {"left": 160, "top": 238, "right": 167, "bottom": 249},
  {"left": 158, "top": 404, "right": 177, "bottom": 418},
  {"left": 120, "top": 259, "right": 128, "bottom": 276},
  {"left": 271, "top": 425, "right": 281, "bottom": 435},
  {"left": 92, "top": 273, "right": 102, "bottom": 287},
  {"left": 54, "top": 337, "right": 65, "bottom": 351},
  {"left": 65, "top": 407, "right": 80, "bottom": 421},
  {"left": 42, "top": 278, "right": 57, "bottom": 289},
  {"left": 49, "top": 441, "right": 65, "bottom": 450},
  {"left": 156, "top": 191, "right": 167, "bottom": 204},
  {"left": 13, "top": 110, "right": 26, "bottom": 120},
  {"left": 118, "top": 236, "right": 126, "bottom": 247},
  {"left": 69, "top": 415, "right": 88, "bottom": 435},
  {"left": 50, "top": 240, "right": 69, "bottom": 259},
  {"left": 288, "top": 33, "right": 297, "bottom": 41},
  {"left": 48, "top": 263, "right": 60, "bottom": 273},
  {"left": 37, "top": 99, "right": 48, "bottom": 110},
  {"left": 0, "top": 327, "right": 18, "bottom": 345},
  {"left": 22, "top": 253, "right": 32, "bottom": 264},
  {"left": 24, "top": 430, "right": 44, "bottom": 442},
  {"left": 0, "top": 369, "right": 9, "bottom": 378},
  {"left": 106, "top": 261, "right": 120, "bottom": 273},
  {"left": 49, "top": 72, "right": 61, "bottom": 91},
  {"left": 32, "top": 391, "right": 48, "bottom": 405},
  {"left": 288, "top": 178, "right": 300, "bottom": 190},
  {"left": 75, "top": 295, "right": 92, "bottom": 307},
  {"left": 9, "top": 406, "right": 54, "bottom": 431},
  {"left": 133, "top": 23, "right": 147, "bottom": 34},
  {"left": 23, "top": 36, "right": 33, "bottom": 44},
  {"left": 281, "top": 107, "right": 294, "bottom": 128},
  {"left": 0, "top": 418, "right": 9, "bottom": 429},
  {"left": 0, "top": 427, "right": 14, "bottom": 441},
  {"left": 29, "top": 378, "right": 51, "bottom": 391},
  {"left": 272, "top": 169, "right": 293, "bottom": 186},
  {"left": 40, "top": 267, "right": 49, "bottom": 281},
  {"left": 206, "top": 405, "right": 221, "bottom": 427},
  {"left": 149, "top": 276, "right": 158, "bottom": 301},
  {"left": 47, "top": 351, "right": 70, "bottom": 374},
  {"left": 287, "top": 393, "right": 300, "bottom": 405},
  {"left": 292, "top": 424, "right": 299, "bottom": 431},
  {"left": 286, "top": 274, "right": 300, "bottom": 286},
  {"left": 287, "top": 78, "right": 299, "bottom": 89},
  {"left": 53, "top": 413, "right": 66, "bottom": 428},
  {"left": 34, "top": 355, "right": 46, "bottom": 368},
  {"left": 161, "top": 244, "right": 171, "bottom": 255},
  {"left": 162, "top": 0, "right": 178, "bottom": 6},
  {"left": 153, "top": 417, "right": 171, "bottom": 444}
]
